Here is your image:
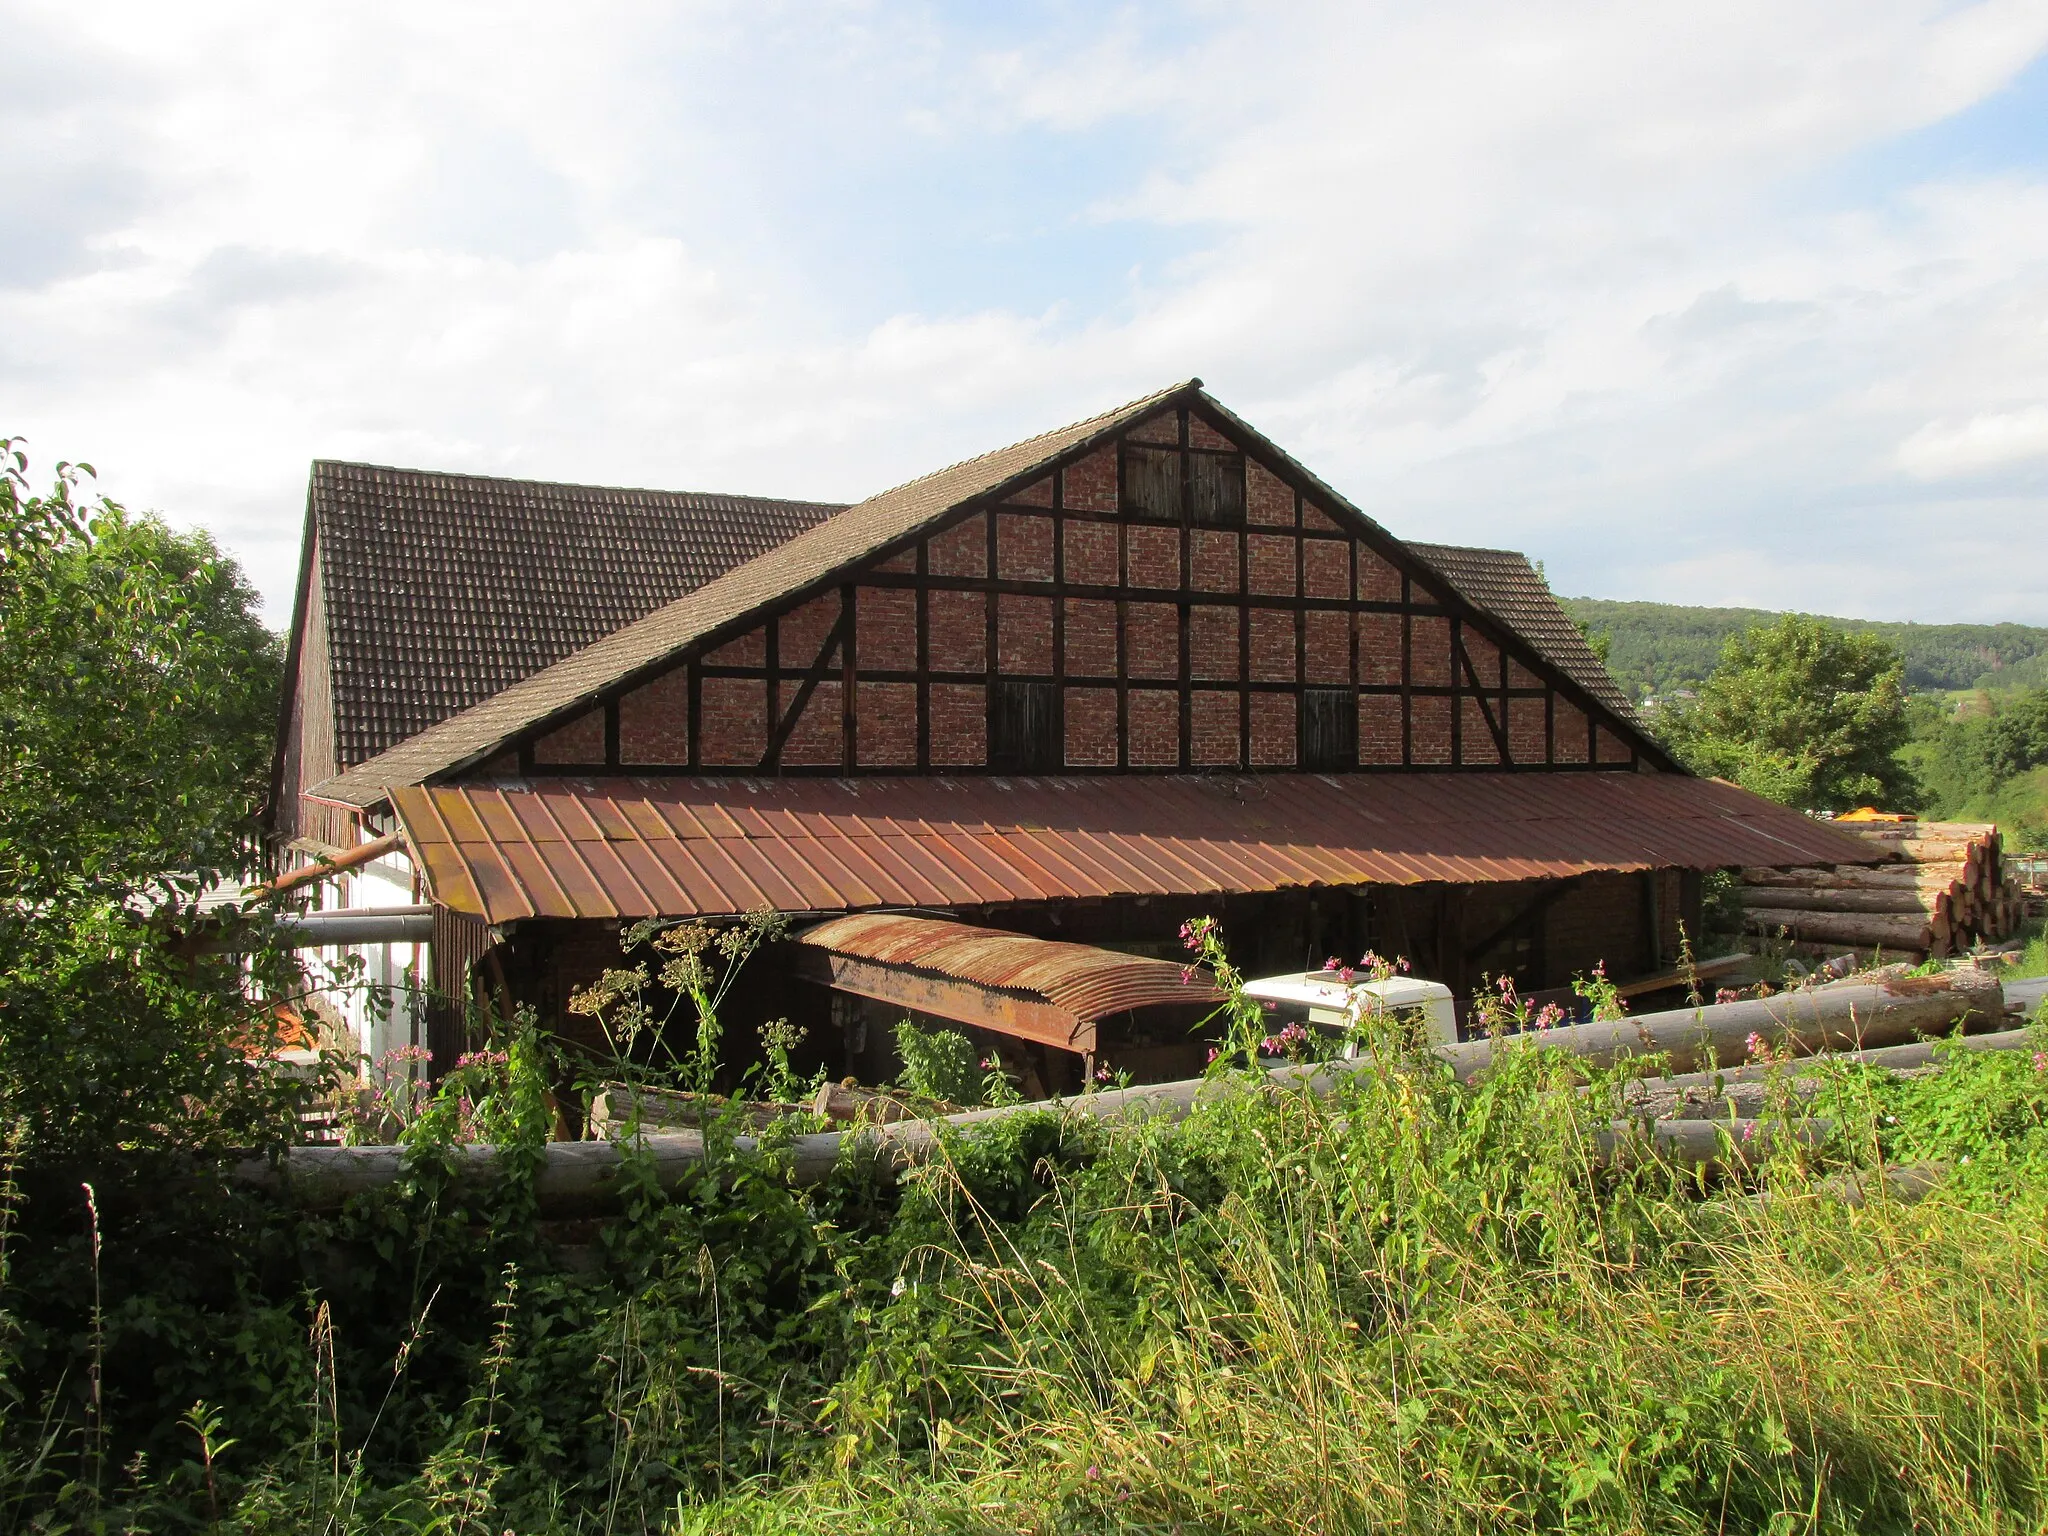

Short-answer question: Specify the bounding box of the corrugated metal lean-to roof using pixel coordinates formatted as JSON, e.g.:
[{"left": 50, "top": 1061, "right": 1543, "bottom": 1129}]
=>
[
  {"left": 391, "top": 771, "right": 1886, "bottom": 926},
  {"left": 798, "top": 913, "right": 1222, "bottom": 1021}
]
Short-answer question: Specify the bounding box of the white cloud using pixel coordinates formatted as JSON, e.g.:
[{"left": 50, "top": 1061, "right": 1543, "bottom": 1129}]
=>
[
  {"left": 1899, "top": 407, "right": 2048, "bottom": 475},
  {"left": 2, "top": 0, "right": 2047, "bottom": 626}
]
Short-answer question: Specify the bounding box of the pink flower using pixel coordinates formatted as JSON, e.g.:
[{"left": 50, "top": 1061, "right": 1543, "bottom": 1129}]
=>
[
  {"left": 1533, "top": 1003, "right": 1565, "bottom": 1030},
  {"left": 2033, "top": 1051, "right": 2046, "bottom": 1073},
  {"left": 1322, "top": 956, "right": 1341, "bottom": 971},
  {"left": 1716, "top": 988, "right": 1741, "bottom": 1004},
  {"left": 1206, "top": 1047, "right": 1220, "bottom": 1063}
]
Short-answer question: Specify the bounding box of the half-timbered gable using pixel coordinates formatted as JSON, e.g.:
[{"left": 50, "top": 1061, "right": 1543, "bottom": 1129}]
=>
[{"left": 315, "top": 380, "right": 1661, "bottom": 810}]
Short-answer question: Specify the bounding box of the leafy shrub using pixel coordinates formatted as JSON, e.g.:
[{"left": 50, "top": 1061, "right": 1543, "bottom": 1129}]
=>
[{"left": 891, "top": 1019, "right": 979, "bottom": 1105}]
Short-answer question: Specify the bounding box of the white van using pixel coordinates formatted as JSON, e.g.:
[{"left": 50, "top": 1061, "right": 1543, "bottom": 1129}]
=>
[{"left": 1239, "top": 972, "right": 1459, "bottom": 1051}]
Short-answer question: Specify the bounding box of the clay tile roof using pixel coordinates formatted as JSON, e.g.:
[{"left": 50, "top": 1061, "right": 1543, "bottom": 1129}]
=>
[
  {"left": 1407, "top": 542, "right": 1641, "bottom": 723},
  {"left": 306, "top": 462, "right": 845, "bottom": 767},
  {"left": 313, "top": 379, "right": 1199, "bottom": 808}
]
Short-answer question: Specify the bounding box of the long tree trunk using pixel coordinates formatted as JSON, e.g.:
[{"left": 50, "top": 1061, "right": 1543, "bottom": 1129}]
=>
[
  {"left": 231, "top": 973, "right": 2004, "bottom": 1214},
  {"left": 1743, "top": 908, "right": 1935, "bottom": 949}
]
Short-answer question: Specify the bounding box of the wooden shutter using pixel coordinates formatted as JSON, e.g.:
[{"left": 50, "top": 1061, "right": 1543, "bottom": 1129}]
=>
[
  {"left": 1120, "top": 444, "right": 1181, "bottom": 518},
  {"left": 1300, "top": 687, "right": 1357, "bottom": 772},
  {"left": 1190, "top": 453, "right": 1245, "bottom": 526},
  {"left": 989, "top": 680, "right": 1062, "bottom": 773}
]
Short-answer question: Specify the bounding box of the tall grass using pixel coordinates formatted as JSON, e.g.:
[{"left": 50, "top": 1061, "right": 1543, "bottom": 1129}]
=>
[{"left": 683, "top": 1035, "right": 2048, "bottom": 1535}]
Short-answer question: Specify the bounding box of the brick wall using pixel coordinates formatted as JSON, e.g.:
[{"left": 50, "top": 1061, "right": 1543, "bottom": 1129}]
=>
[
  {"left": 854, "top": 588, "right": 915, "bottom": 671},
  {"left": 1128, "top": 690, "right": 1177, "bottom": 765},
  {"left": 1126, "top": 603, "right": 1178, "bottom": 680},
  {"left": 1545, "top": 874, "right": 1648, "bottom": 986},
  {"left": 532, "top": 706, "right": 604, "bottom": 765},
  {"left": 1304, "top": 610, "right": 1349, "bottom": 684},
  {"left": 1554, "top": 701, "right": 1589, "bottom": 764},
  {"left": 1064, "top": 687, "right": 1117, "bottom": 765},
  {"left": 780, "top": 592, "right": 840, "bottom": 668},
  {"left": 1189, "top": 605, "right": 1237, "bottom": 680},
  {"left": 928, "top": 589, "right": 986, "bottom": 671},
  {"left": 1063, "top": 446, "right": 1118, "bottom": 512},
  {"left": 858, "top": 681, "right": 917, "bottom": 767},
  {"left": 930, "top": 683, "right": 985, "bottom": 765},
  {"left": 779, "top": 678, "right": 841, "bottom": 767},
  {"left": 1506, "top": 695, "right": 1546, "bottom": 765},
  {"left": 1250, "top": 694, "right": 1296, "bottom": 766},
  {"left": 997, "top": 513, "right": 1053, "bottom": 581},
  {"left": 1191, "top": 690, "right": 1237, "bottom": 765},
  {"left": 620, "top": 671, "right": 689, "bottom": 765},
  {"left": 1360, "top": 693, "right": 1403, "bottom": 766},
  {"left": 699, "top": 677, "right": 766, "bottom": 766},
  {"left": 996, "top": 594, "right": 1053, "bottom": 673},
  {"left": 1411, "top": 694, "right": 1453, "bottom": 766}
]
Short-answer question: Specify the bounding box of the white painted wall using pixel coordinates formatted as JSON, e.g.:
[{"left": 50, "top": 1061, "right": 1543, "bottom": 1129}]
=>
[{"left": 304, "top": 850, "right": 427, "bottom": 1078}]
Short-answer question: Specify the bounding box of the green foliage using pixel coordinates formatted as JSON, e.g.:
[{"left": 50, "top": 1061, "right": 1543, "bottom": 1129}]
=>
[
  {"left": 1562, "top": 595, "right": 2048, "bottom": 701},
  {"left": 890, "top": 1019, "right": 979, "bottom": 1106},
  {"left": 1906, "top": 687, "right": 2048, "bottom": 848},
  {"left": 0, "top": 440, "right": 281, "bottom": 905},
  {"left": 0, "top": 439, "right": 315, "bottom": 1167},
  {"left": 1657, "top": 613, "right": 1915, "bottom": 811},
  {"left": 0, "top": 897, "right": 323, "bottom": 1163},
  {"left": 755, "top": 1018, "right": 819, "bottom": 1106}
]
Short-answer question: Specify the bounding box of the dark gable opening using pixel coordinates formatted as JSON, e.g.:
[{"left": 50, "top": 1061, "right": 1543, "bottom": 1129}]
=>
[
  {"left": 1121, "top": 440, "right": 1246, "bottom": 527},
  {"left": 1121, "top": 443, "right": 1180, "bottom": 519},
  {"left": 1189, "top": 452, "right": 1245, "bottom": 526},
  {"left": 989, "top": 680, "right": 1062, "bottom": 774},
  {"left": 1300, "top": 687, "right": 1358, "bottom": 772}
]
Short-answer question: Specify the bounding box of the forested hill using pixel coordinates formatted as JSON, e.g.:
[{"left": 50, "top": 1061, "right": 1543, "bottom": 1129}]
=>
[{"left": 1560, "top": 599, "right": 2048, "bottom": 701}]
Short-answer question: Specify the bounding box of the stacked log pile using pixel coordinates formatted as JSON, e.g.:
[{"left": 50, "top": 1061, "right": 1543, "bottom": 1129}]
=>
[{"left": 1742, "top": 820, "right": 2028, "bottom": 960}]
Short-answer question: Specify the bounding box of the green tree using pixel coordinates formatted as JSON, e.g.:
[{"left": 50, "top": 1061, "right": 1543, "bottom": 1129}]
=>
[
  {"left": 0, "top": 442, "right": 281, "bottom": 904},
  {"left": 0, "top": 441, "right": 309, "bottom": 1161},
  {"left": 1658, "top": 613, "right": 1915, "bottom": 812},
  {"left": 1903, "top": 686, "right": 2048, "bottom": 850},
  {"left": 1984, "top": 688, "right": 2048, "bottom": 781}
]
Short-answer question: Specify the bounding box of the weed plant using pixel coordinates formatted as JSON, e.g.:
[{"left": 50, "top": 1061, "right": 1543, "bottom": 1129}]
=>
[{"left": 3, "top": 931, "right": 2047, "bottom": 1533}]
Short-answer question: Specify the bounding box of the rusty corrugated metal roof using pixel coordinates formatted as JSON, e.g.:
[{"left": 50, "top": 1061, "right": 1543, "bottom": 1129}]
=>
[
  {"left": 796, "top": 913, "right": 1221, "bottom": 1022},
  {"left": 392, "top": 770, "right": 1884, "bottom": 925}
]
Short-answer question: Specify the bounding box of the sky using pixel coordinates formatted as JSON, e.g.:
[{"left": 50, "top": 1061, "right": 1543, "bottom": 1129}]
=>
[{"left": 4, "top": 0, "right": 2048, "bottom": 626}]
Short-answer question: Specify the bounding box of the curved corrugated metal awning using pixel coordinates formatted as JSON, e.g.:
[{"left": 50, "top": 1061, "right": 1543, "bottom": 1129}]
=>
[
  {"left": 789, "top": 913, "right": 1221, "bottom": 1054},
  {"left": 391, "top": 770, "right": 1886, "bottom": 926}
]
